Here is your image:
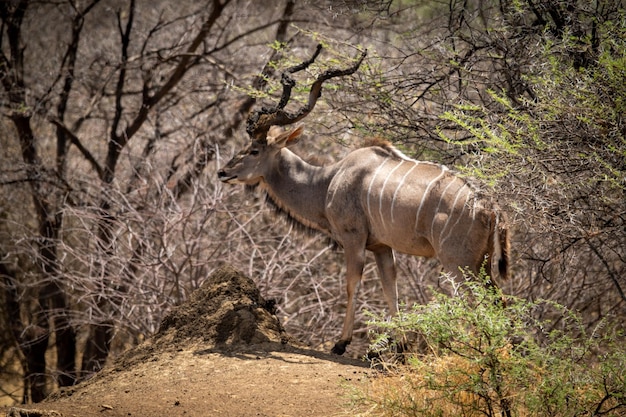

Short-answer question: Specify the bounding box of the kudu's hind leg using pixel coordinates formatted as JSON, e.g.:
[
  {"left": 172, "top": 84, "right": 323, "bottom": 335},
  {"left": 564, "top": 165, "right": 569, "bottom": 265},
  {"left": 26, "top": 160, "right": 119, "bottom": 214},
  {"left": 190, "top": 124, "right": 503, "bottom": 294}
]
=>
[
  {"left": 372, "top": 246, "right": 409, "bottom": 358},
  {"left": 331, "top": 246, "right": 366, "bottom": 355},
  {"left": 373, "top": 246, "right": 398, "bottom": 316}
]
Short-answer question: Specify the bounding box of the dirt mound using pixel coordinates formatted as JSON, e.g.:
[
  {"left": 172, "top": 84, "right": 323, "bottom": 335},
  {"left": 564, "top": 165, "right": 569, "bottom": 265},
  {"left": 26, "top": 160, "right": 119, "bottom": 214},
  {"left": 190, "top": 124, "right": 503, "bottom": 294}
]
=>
[
  {"left": 112, "top": 264, "right": 295, "bottom": 371},
  {"left": 157, "top": 264, "right": 290, "bottom": 348}
]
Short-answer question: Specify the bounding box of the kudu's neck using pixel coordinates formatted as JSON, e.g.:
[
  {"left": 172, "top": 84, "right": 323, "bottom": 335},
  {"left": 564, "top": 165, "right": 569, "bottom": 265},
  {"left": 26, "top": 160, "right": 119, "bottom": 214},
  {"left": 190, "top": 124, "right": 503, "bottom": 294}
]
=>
[{"left": 262, "top": 149, "right": 334, "bottom": 235}]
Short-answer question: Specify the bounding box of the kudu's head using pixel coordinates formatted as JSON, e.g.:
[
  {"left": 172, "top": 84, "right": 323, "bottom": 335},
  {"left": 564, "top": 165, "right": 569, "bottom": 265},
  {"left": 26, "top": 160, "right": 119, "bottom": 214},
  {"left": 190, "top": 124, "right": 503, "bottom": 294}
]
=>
[
  {"left": 217, "top": 126, "right": 303, "bottom": 186},
  {"left": 217, "top": 44, "right": 365, "bottom": 186}
]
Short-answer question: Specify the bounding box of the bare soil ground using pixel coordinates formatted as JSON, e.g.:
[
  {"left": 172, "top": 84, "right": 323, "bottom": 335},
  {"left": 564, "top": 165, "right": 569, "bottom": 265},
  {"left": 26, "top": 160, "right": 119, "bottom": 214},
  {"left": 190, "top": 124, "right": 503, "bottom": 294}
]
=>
[{"left": 2, "top": 266, "right": 372, "bottom": 417}]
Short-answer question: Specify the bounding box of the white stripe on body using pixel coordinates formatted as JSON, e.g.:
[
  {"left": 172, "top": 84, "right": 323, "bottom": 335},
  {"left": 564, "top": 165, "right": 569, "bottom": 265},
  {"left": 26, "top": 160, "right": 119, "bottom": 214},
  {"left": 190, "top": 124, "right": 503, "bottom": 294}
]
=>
[
  {"left": 367, "top": 159, "right": 391, "bottom": 220},
  {"left": 378, "top": 160, "right": 405, "bottom": 231},
  {"left": 414, "top": 166, "right": 448, "bottom": 232},
  {"left": 471, "top": 198, "right": 479, "bottom": 221},
  {"left": 327, "top": 168, "right": 348, "bottom": 208},
  {"left": 463, "top": 198, "right": 481, "bottom": 245},
  {"left": 389, "top": 147, "right": 413, "bottom": 161},
  {"left": 430, "top": 176, "right": 458, "bottom": 243},
  {"left": 438, "top": 183, "right": 470, "bottom": 248},
  {"left": 439, "top": 190, "right": 471, "bottom": 251},
  {"left": 390, "top": 161, "right": 419, "bottom": 224}
]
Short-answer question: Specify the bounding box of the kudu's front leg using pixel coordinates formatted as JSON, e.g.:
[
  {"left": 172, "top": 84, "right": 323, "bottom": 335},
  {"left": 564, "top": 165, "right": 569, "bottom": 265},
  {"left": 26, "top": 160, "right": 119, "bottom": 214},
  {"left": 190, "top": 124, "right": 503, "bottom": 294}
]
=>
[{"left": 331, "top": 247, "right": 366, "bottom": 355}]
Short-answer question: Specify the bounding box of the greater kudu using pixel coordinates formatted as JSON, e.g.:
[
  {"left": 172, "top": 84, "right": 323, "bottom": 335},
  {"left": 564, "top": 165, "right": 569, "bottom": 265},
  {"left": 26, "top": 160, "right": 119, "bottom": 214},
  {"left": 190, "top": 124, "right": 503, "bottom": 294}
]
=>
[{"left": 218, "top": 46, "right": 510, "bottom": 355}]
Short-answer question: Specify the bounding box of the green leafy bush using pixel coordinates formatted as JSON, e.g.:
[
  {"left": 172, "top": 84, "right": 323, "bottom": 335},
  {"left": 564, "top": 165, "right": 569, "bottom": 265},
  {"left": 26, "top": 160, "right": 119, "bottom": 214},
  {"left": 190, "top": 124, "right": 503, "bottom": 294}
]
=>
[
  {"left": 435, "top": 14, "right": 625, "bottom": 351},
  {"left": 358, "top": 273, "right": 626, "bottom": 417}
]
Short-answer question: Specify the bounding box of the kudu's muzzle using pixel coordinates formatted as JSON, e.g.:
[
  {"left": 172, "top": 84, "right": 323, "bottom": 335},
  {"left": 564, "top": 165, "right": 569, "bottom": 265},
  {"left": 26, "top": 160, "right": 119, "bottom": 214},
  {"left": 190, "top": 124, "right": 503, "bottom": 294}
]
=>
[{"left": 217, "top": 169, "right": 235, "bottom": 183}]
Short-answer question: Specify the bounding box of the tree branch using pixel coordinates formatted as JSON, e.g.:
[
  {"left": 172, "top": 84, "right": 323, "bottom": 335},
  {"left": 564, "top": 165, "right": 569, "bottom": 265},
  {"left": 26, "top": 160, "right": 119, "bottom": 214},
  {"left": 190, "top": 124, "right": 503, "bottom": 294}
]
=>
[
  {"left": 167, "top": 0, "right": 294, "bottom": 200},
  {"left": 55, "top": 0, "right": 101, "bottom": 175},
  {"left": 105, "top": 0, "right": 135, "bottom": 182},
  {"left": 103, "top": 0, "right": 229, "bottom": 186},
  {"left": 129, "top": 0, "right": 230, "bottom": 128},
  {"left": 49, "top": 118, "right": 104, "bottom": 180}
]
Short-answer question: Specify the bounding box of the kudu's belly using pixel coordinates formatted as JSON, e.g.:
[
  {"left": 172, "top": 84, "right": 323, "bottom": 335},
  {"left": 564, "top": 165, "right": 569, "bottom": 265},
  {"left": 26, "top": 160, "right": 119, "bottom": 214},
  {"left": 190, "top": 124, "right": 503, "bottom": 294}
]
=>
[{"left": 367, "top": 217, "right": 437, "bottom": 258}]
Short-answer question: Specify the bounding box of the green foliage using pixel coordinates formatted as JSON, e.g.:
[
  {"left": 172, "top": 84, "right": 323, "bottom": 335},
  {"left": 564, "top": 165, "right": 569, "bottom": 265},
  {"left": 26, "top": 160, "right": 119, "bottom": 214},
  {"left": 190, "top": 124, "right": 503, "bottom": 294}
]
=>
[
  {"left": 435, "top": 16, "right": 626, "bottom": 321},
  {"left": 360, "top": 273, "right": 626, "bottom": 417},
  {"left": 439, "top": 17, "right": 626, "bottom": 195}
]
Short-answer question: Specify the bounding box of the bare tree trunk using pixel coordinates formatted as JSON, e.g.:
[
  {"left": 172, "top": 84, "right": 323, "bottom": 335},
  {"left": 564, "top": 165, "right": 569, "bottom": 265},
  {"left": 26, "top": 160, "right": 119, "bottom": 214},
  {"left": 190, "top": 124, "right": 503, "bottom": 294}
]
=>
[
  {"left": 13, "top": 112, "right": 76, "bottom": 398},
  {"left": 0, "top": 259, "right": 48, "bottom": 404},
  {"left": 9, "top": 112, "right": 78, "bottom": 399},
  {"left": 80, "top": 200, "right": 116, "bottom": 375},
  {"left": 1, "top": 0, "right": 79, "bottom": 392},
  {"left": 20, "top": 324, "right": 48, "bottom": 403}
]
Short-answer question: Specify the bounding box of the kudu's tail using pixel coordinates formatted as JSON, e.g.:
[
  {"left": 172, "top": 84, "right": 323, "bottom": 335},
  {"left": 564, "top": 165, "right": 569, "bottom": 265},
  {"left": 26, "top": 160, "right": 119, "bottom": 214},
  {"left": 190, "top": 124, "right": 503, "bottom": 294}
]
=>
[
  {"left": 498, "top": 218, "right": 510, "bottom": 281},
  {"left": 490, "top": 211, "right": 510, "bottom": 281}
]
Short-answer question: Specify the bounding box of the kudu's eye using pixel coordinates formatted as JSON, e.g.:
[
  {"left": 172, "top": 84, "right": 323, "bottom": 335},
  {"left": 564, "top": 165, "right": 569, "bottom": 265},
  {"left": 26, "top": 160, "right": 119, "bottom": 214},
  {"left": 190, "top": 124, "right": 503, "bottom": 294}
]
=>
[{"left": 249, "top": 149, "right": 260, "bottom": 156}]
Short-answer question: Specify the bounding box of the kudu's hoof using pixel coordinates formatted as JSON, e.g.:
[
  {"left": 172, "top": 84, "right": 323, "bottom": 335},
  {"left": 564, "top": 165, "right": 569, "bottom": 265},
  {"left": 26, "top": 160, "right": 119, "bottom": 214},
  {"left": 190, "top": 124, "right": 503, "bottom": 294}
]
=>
[{"left": 331, "top": 340, "right": 349, "bottom": 355}]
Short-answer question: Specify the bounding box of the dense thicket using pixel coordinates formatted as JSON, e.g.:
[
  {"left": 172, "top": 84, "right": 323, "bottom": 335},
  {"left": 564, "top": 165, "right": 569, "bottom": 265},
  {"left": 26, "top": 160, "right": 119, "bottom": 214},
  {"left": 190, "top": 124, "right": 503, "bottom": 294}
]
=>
[
  {"left": 341, "top": 0, "right": 625, "bottom": 331},
  {"left": 1, "top": 0, "right": 624, "bottom": 405}
]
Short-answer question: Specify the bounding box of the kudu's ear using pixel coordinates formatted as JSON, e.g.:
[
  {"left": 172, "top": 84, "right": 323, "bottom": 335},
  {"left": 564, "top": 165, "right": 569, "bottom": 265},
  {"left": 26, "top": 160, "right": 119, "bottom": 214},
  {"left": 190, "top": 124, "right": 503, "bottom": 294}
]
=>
[{"left": 273, "top": 125, "right": 304, "bottom": 148}]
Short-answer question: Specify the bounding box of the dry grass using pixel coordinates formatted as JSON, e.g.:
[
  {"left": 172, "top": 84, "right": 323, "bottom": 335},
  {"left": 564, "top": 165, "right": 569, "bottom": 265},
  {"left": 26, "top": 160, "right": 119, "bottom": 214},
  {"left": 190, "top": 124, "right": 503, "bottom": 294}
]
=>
[{"left": 358, "top": 355, "right": 509, "bottom": 417}]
